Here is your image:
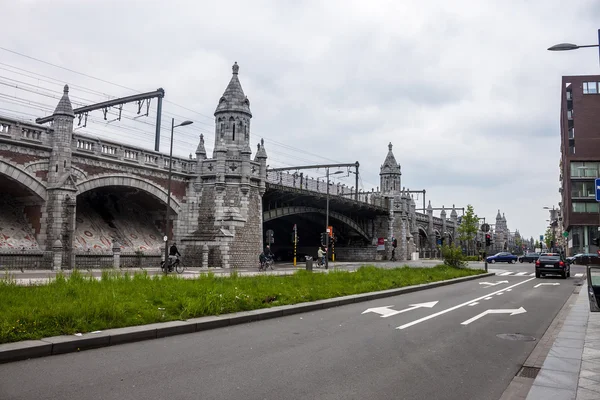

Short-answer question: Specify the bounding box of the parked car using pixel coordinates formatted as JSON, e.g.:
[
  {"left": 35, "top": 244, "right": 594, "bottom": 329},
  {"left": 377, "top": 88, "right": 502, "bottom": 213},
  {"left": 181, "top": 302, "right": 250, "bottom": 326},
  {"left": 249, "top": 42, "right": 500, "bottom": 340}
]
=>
[
  {"left": 518, "top": 252, "right": 540, "bottom": 263},
  {"left": 567, "top": 253, "right": 599, "bottom": 265},
  {"left": 535, "top": 254, "right": 570, "bottom": 279},
  {"left": 486, "top": 252, "right": 518, "bottom": 264}
]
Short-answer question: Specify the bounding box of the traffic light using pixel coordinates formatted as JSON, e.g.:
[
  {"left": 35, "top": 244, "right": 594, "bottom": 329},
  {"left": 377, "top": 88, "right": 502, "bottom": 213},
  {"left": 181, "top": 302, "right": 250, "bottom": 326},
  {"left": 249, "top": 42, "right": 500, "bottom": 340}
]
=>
[
  {"left": 485, "top": 234, "right": 491, "bottom": 246},
  {"left": 320, "top": 232, "right": 327, "bottom": 245}
]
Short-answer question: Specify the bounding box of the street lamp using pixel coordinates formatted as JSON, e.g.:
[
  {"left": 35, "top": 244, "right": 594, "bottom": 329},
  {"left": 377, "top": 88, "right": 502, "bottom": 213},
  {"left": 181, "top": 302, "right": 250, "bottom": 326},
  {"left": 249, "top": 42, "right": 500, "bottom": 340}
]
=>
[
  {"left": 325, "top": 169, "right": 343, "bottom": 269},
  {"left": 164, "top": 118, "right": 193, "bottom": 272},
  {"left": 547, "top": 30, "right": 600, "bottom": 65}
]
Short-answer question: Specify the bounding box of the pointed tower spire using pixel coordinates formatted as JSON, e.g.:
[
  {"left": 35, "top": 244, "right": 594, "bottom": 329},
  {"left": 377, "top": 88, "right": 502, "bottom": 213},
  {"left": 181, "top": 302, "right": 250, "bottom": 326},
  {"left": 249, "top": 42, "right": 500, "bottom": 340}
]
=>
[
  {"left": 379, "top": 142, "right": 402, "bottom": 195},
  {"left": 54, "top": 85, "right": 75, "bottom": 118},
  {"left": 256, "top": 138, "right": 267, "bottom": 159},
  {"left": 440, "top": 205, "right": 446, "bottom": 218},
  {"left": 214, "top": 62, "right": 252, "bottom": 117},
  {"left": 195, "top": 134, "right": 206, "bottom": 157},
  {"left": 450, "top": 204, "right": 458, "bottom": 218}
]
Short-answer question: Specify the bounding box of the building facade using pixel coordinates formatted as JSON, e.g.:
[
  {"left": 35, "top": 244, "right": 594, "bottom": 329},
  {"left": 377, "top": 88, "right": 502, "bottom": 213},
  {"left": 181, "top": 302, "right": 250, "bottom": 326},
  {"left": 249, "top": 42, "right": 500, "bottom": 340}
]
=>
[{"left": 559, "top": 75, "right": 600, "bottom": 255}]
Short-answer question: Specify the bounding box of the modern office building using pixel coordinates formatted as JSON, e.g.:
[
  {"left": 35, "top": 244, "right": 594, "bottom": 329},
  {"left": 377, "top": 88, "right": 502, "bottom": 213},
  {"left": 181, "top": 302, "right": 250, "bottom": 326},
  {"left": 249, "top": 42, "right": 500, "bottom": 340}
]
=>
[{"left": 559, "top": 75, "right": 600, "bottom": 255}]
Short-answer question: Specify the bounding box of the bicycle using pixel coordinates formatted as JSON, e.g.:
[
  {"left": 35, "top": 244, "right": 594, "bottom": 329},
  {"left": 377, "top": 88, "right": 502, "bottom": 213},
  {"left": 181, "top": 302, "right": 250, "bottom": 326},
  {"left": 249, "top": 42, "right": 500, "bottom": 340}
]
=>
[
  {"left": 259, "top": 257, "right": 274, "bottom": 271},
  {"left": 161, "top": 256, "right": 185, "bottom": 274}
]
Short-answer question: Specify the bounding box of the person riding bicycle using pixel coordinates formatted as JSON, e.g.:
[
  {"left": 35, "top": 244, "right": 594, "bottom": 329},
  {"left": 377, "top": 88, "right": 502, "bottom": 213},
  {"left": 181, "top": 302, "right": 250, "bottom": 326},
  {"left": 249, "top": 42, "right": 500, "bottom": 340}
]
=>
[
  {"left": 168, "top": 242, "right": 181, "bottom": 272},
  {"left": 317, "top": 246, "right": 326, "bottom": 267},
  {"left": 264, "top": 245, "right": 273, "bottom": 262}
]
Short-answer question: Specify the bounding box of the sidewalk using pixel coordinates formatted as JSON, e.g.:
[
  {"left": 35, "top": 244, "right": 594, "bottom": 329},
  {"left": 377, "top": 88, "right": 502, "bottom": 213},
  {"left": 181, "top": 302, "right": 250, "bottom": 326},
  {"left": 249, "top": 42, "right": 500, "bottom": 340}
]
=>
[{"left": 526, "top": 282, "right": 600, "bottom": 399}]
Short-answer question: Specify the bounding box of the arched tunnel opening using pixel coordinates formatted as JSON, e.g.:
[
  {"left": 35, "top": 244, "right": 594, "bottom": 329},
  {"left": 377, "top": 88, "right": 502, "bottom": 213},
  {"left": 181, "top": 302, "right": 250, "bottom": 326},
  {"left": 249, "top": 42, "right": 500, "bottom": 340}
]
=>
[
  {"left": 75, "top": 187, "right": 167, "bottom": 254},
  {"left": 263, "top": 213, "right": 369, "bottom": 261},
  {"left": 0, "top": 174, "right": 43, "bottom": 250}
]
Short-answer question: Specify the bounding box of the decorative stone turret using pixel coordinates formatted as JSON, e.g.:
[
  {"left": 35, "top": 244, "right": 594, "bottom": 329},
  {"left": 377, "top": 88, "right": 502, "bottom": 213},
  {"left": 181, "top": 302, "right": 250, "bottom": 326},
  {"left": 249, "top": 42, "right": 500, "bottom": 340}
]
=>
[
  {"left": 380, "top": 142, "right": 401, "bottom": 196},
  {"left": 181, "top": 62, "right": 267, "bottom": 268},
  {"left": 440, "top": 205, "right": 447, "bottom": 244},
  {"left": 44, "top": 85, "right": 77, "bottom": 266}
]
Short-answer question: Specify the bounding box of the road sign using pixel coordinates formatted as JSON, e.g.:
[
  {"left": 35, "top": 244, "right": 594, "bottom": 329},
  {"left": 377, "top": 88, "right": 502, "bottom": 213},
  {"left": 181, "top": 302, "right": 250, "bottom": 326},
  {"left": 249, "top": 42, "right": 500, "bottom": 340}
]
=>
[
  {"left": 540, "top": 235, "right": 544, "bottom": 241},
  {"left": 596, "top": 178, "right": 600, "bottom": 201},
  {"left": 327, "top": 226, "right": 333, "bottom": 237},
  {"left": 481, "top": 223, "right": 490, "bottom": 233},
  {"left": 163, "top": 236, "right": 168, "bottom": 242},
  {"left": 563, "top": 231, "right": 569, "bottom": 238}
]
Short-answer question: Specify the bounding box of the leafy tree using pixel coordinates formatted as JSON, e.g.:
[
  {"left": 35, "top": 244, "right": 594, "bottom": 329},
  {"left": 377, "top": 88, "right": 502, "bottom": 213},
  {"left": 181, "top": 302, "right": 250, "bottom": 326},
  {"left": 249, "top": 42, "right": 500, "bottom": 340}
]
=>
[
  {"left": 457, "top": 204, "right": 479, "bottom": 255},
  {"left": 534, "top": 240, "right": 541, "bottom": 249},
  {"left": 544, "top": 227, "right": 553, "bottom": 250}
]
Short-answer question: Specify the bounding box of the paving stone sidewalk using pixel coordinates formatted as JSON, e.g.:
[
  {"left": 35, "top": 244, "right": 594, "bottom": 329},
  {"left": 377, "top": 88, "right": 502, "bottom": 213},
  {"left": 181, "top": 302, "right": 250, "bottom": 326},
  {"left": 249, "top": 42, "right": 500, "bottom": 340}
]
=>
[{"left": 526, "top": 283, "right": 600, "bottom": 400}]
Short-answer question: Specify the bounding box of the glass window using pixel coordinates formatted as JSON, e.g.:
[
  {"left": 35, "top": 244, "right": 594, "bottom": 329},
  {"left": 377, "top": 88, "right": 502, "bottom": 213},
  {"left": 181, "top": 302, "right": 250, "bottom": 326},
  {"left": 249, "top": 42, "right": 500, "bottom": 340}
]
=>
[
  {"left": 573, "top": 202, "right": 599, "bottom": 212},
  {"left": 572, "top": 182, "right": 596, "bottom": 198},
  {"left": 584, "top": 82, "right": 598, "bottom": 94},
  {"left": 569, "top": 128, "right": 575, "bottom": 139},
  {"left": 567, "top": 110, "right": 573, "bottom": 119},
  {"left": 571, "top": 162, "right": 599, "bottom": 177}
]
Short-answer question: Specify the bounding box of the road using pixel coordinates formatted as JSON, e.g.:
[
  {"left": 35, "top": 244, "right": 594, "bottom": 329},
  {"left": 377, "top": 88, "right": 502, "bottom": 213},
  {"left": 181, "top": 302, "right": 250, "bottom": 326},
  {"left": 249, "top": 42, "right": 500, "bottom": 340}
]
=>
[{"left": 0, "top": 263, "right": 585, "bottom": 400}]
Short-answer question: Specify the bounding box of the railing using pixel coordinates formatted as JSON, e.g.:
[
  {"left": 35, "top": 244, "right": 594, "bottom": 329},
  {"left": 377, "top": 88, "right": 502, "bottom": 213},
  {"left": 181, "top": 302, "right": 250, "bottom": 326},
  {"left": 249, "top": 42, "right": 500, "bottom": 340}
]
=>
[
  {"left": 419, "top": 249, "right": 441, "bottom": 259},
  {"left": 74, "top": 251, "right": 114, "bottom": 269},
  {"left": 0, "top": 250, "right": 53, "bottom": 270},
  {"left": 0, "top": 117, "right": 49, "bottom": 145},
  {"left": 119, "top": 252, "right": 162, "bottom": 269},
  {"left": 266, "top": 171, "right": 387, "bottom": 208}
]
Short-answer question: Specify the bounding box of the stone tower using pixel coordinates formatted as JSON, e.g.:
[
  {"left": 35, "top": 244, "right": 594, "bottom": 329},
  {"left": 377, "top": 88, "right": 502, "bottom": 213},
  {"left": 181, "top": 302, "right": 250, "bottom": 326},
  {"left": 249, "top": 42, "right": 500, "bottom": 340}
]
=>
[
  {"left": 380, "top": 142, "right": 401, "bottom": 195},
  {"left": 181, "top": 62, "right": 267, "bottom": 268},
  {"left": 45, "top": 85, "right": 77, "bottom": 265}
]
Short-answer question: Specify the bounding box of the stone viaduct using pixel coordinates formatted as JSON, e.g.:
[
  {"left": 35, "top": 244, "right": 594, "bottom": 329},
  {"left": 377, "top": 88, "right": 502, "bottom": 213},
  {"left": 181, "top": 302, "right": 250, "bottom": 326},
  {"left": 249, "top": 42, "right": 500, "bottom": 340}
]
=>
[{"left": 0, "top": 62, "right": 464, "bottom": 269}]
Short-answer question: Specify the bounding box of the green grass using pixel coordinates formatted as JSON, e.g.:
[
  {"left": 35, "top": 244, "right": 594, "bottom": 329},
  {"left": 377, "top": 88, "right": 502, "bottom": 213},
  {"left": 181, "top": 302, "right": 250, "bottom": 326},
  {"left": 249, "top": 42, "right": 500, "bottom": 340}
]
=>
[{"left": 0, "top": 265, "right": 483, "bottom": 344}]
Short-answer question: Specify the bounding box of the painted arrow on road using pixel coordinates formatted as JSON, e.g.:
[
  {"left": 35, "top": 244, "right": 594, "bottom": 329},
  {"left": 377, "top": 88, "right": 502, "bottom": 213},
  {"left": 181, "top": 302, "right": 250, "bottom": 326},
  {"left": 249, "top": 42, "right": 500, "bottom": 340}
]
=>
[
  {"left": 534, "top": 283, "right": 560, "bottom": 288},
  {"left": 479, "top": 281, "right": 509, "bottom": 286},
  {"left": 461, "top": 307, "right": 527, "bottom": 326},
  {"left": 362, "top": 302, "right": 439, "bottom": 318}
]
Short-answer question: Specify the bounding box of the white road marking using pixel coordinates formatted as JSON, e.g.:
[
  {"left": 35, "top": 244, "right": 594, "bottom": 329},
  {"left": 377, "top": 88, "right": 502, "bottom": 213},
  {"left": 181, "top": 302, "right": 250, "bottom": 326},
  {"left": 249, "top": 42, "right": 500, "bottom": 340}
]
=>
[
  {"left": 396, "top": 277, "right": 536, "bottom": 330},
  {"left": 468, "top": 302, "right": 479, "bottom": 306},
  {"left": 529, "top": 273, "right": 535, "bottom": 276},
  {"left": 479, "top": 280, "right": 509, "bottom": 287},
  {"left": 506, "top": 289, "right": 512, "bottom": 292},
  {"left": 362, "top": 302, "right": 439, "bottom": 318},
  {"left": 534, "top": 283, "right": 560, "bottom": 288},
  {"left": 499, "top": 272, "right": 513, "bottom": 276},
  {"left": 496, "top": 292, "right": 503, "bottom": 295},
  {"left": 461, "top": 307, "right": 527, "bottom": 326},
  {"left": 484, "top": 297, "right": 493, "bottom": 300},
  {"left": 515, "top": 272, "right": 528, "bottom": 276},
  {"left": 574, "top": 273, "right": 584, "bottom": 278}
]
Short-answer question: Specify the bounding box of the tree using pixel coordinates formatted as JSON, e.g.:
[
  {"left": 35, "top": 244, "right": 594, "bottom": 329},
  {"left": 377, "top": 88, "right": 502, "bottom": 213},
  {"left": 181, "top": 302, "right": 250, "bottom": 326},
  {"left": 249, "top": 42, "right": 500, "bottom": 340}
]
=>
[
  {"left": 534, "top": 240, "right": 541, "bottom": 249},
  {"left": 457, "top": 204, "right": 479, "bottom": 255},
  {"left": 544, "top": 227, "right": 553, "bottom": 250}
]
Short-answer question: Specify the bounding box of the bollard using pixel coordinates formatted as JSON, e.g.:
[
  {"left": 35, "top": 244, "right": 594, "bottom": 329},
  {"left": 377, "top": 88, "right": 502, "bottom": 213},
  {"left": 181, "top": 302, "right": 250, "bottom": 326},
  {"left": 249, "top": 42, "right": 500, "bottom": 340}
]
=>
[{"left": 305, "top": 256, "right": 313, "bottom": 271}]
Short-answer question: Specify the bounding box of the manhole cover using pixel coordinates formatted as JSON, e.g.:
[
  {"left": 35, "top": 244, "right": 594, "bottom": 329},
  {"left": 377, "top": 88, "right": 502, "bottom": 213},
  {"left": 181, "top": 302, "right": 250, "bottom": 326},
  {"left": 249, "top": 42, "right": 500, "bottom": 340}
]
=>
[
  {"left": 517, "top": 366, "right": 540, "bottom": 379},
  {"left": 496, "top": 333, "right": 536, "bottom": 341}
]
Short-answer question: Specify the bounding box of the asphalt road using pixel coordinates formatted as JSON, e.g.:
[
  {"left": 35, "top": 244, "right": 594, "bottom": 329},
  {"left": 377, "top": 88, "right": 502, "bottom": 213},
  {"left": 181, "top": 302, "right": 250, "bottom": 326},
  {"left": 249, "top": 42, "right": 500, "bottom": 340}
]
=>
[{"left": 0, "top": 263, "right": 586, "bottom": 400}]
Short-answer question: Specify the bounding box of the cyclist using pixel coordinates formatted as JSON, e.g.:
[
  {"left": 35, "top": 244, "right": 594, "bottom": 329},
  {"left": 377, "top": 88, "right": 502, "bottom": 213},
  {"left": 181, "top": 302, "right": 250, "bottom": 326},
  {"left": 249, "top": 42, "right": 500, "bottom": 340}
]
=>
[
  {"left": 264, "top": 245, "right": 273, "bottom": 262},
  {"left": 317, "top": 246, "right": 326, "bottom": 267},
  {"left": 168, "top": 242, "right": 181, "bottom": 272}
]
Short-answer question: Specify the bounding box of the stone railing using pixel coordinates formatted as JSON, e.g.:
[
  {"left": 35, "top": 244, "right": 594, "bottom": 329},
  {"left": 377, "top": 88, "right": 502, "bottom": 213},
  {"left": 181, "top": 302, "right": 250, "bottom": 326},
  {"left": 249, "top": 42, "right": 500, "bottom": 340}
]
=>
[
  {"left": 73, "top": 133, "right": 194, "bottom": 174},
  {"left": 266, "top": 170, "right": 387, "bottom": 208},
  {"left": 0, "top": 116, "right": 51, "bottom": 146}
]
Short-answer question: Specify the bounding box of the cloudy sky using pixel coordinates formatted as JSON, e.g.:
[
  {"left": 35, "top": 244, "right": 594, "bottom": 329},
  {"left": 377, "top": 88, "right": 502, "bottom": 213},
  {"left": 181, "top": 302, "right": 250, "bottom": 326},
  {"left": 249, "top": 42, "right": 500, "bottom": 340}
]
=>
[{"left": 2, "top": 0, "right": 600, "bottom": 240}]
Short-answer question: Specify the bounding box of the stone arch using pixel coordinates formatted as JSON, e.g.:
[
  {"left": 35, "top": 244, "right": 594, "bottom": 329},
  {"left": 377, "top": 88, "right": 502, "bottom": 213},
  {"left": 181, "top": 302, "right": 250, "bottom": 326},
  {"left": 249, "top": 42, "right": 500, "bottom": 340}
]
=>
[
  {"left": 263, "top": 206, "right": 370, "bottom": 241},
  {"left": 0, "top": 159, "right": 47, "bottom": 200},
  {"left": 77, "top": 174, "right": 181, "bottom": 214},
  {"left": 418, "top": 227, "right": 428, "bottom": 250}
]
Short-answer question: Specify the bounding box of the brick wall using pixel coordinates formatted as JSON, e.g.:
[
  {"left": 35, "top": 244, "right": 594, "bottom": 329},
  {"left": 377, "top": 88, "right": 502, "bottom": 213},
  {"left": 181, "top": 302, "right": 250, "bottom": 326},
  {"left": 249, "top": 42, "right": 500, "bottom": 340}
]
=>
[
  {"left": 228, "top": 188, "right": 262, "bottom": 268},
  {"left": 335, "top": 246, "right": 378, "bottom": 261}
]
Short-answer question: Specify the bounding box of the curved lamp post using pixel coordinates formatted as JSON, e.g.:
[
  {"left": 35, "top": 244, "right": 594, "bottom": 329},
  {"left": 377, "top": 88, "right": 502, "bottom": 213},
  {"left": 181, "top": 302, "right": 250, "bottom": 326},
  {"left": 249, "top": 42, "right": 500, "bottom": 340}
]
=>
[
  {"left": 548, "top": 30, "right": 600, "bottom": 66},
  {"left": 164, "top": 119, "right": 194, "bottom": 272}
]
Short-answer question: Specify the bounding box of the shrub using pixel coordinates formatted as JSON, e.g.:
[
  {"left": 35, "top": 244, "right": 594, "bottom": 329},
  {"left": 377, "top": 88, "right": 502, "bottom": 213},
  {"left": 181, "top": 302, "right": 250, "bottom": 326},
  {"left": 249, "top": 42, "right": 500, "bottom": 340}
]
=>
[{"left": 441, "top": 244, "right": 467, "bottom": 268}]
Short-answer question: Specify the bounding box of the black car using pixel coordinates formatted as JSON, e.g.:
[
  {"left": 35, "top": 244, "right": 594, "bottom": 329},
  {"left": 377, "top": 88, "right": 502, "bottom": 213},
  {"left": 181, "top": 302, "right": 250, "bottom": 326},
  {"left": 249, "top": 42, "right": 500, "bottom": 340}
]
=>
[
  {"left": 518, "top": 252, "right": 540, "bottom": 263},
  {"left": 535, "top": 254, "right": 570, "bottom": 279}
]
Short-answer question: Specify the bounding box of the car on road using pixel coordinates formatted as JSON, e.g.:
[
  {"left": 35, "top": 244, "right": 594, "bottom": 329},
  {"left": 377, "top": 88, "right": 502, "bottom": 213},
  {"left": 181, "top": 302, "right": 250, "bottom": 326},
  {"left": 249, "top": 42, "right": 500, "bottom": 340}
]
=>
[
  {"left": 535, "top": 254, "right": 570, "bottom": 279},
  {"left": 518, "top": 252, "right": 540, "bottom": 263},
  {"left": 567, "top": 253, "right": 600, "bottom": 265},
  {"left": 486, "top": 252, "right": 518, "bottom": 264}
]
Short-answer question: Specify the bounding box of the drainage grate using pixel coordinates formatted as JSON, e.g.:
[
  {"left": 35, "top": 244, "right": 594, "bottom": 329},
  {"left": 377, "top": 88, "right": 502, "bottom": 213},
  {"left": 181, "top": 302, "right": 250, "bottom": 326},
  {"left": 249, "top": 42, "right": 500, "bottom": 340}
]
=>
[
  {"left": 496, "top": 333, "right": 537, "bottom": 341},
  {"left": 517, "top": 366, "right": 540, "bottom": 379}
]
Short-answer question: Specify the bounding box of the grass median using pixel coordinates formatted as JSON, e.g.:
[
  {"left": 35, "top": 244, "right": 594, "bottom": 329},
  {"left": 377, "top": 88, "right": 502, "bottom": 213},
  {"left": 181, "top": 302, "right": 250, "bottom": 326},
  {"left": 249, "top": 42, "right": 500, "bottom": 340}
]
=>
[{"left": 0, "top": 265, "right": 484, "bottom": 344}]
